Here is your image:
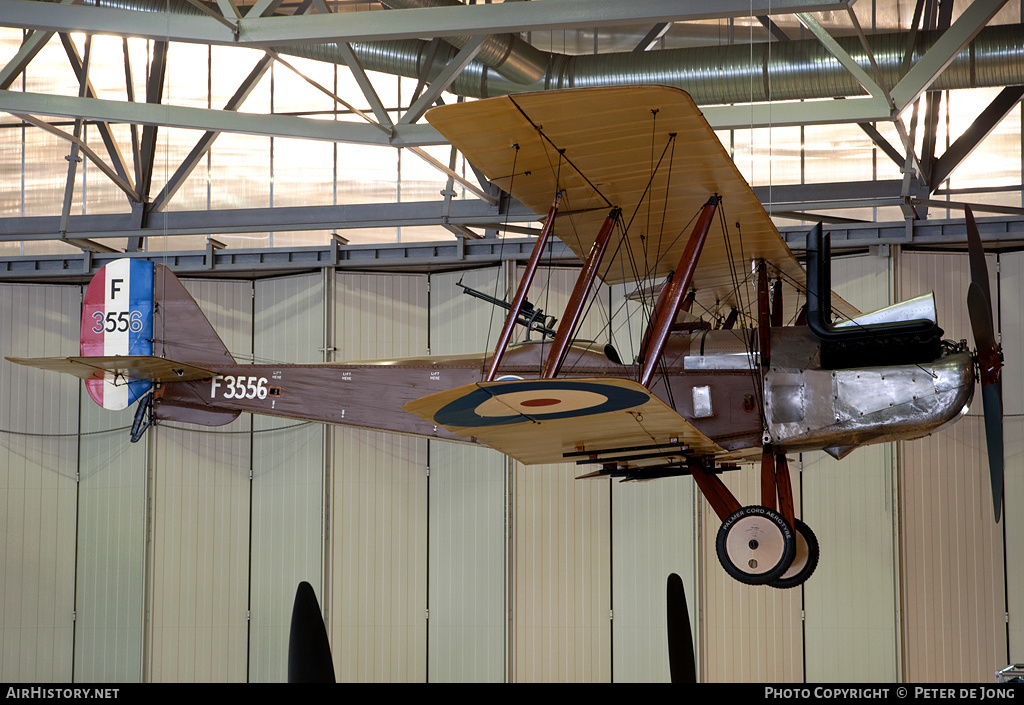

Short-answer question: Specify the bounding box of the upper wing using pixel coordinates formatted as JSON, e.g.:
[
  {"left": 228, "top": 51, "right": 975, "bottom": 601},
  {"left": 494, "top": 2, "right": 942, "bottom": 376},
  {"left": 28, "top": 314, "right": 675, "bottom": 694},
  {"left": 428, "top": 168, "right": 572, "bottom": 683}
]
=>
[
  {"left": 403, "top": 377, "right": 722, "bottom": 467},
  {"left": 427, "top": 86, "right": 857, "bottom": 319}
]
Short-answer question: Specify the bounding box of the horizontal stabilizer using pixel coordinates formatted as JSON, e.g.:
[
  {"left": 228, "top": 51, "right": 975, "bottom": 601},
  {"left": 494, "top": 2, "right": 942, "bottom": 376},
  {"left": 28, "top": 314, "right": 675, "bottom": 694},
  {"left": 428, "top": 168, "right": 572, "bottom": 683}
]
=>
[
  {"left": 6, "top": 355, "right": 213, "bottom": 383},
  {"left": 404, "top": 377, "right": 722, "bottom": 466}
]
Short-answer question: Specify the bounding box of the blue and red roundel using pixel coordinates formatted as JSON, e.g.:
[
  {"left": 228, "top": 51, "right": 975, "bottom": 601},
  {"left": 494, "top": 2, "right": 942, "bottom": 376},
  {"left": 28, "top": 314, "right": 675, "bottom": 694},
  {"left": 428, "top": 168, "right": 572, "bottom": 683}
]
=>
[
  {"left": 433, "top": 380, "right": 650, "bottom": 428},
  {"left": 80, "top": 259, "right": 155, "bottom": 410}
]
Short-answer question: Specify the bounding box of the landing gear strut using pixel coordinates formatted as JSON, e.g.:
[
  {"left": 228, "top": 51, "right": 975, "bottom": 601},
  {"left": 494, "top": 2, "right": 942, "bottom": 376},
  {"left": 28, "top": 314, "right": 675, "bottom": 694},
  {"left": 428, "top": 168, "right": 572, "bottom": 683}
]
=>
[{"left": 689, "top": 451, "right": 819, "bottom": 588}]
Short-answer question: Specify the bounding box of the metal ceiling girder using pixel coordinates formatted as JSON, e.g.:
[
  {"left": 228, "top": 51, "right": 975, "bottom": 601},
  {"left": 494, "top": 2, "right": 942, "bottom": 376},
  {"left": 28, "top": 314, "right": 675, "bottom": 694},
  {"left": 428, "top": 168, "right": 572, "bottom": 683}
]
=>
[
  {"left": 0, "top": 237, "right": 578, "bottom": 282},
  {"left": 0, "top": 28, "right": 52, "bottom": 89},
  {"left": 59, "top": 33, "right": 90, "bottom": 239},
  {"left": 918, "top": 0, "right": 955, "bottom": 187},
  {"left": 5, "top": 215, "right": 1024, "bottom": 285},
  {"left": 890, "top": 0, "right": 1009, "bottom": 113},
  {"left": 799, "top": 7, "right": 924, "bottom": 188},
  {"left": 148, "top": 54, "right": 274, "bottom": 214},
  {"left": 0, "top": 0, "right": 82, "bottom": 89},
  {"left": 398, "top": 36, "right": 485, "bottom": 126},
  {"left": 703, "top": 96, "right": 891, "bottom": 129},
  {"left": 136, "top": 39, "right": 167, "bottom": 205},
  {"left": 795, "top": 12, "right": 885, "bottom": 101},
  {"left": 0, "top": 199, "right": 535, "bottom": 241},
  {"left": 929, "top": 85, "right": 1024, "bottom": 190},
  {"left": 633, "top": 23, "right": 672, "bottom": 52},
  {"left": 0, "top": 89, "right": 445, "bottom": 146},
  {"left": 0, "top": 86, "right": 897, "bottom": 136},
  {"left": 333, "top": 42, "right": 394, "bottom": 130},
  {"left": 14, "top": 112, "right": 137, "bottom": 200},
  {"left": 857, "top": 122, "right": 904, "bottom": 168},
  {"left": 59, "top": 33, "right": 136, "bottom": 196},
  {"left": 0, "top": 0, "right": 855, "bottom": 47}
]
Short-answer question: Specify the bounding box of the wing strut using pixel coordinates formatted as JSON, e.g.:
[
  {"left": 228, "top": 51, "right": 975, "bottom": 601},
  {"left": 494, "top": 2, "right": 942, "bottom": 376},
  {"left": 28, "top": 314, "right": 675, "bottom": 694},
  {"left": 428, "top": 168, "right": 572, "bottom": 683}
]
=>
[
  {"left": 758, "top": 260, "right": 771, "bottom": 368},
  {"left": 639, "top": 196, "right": 720, "bottom": 388},
  {"left": 543, "top": 207, "right": 620, "bottom": 378},
  {"left": 485, "top": 192, "right": 562, "bottom": 382}
]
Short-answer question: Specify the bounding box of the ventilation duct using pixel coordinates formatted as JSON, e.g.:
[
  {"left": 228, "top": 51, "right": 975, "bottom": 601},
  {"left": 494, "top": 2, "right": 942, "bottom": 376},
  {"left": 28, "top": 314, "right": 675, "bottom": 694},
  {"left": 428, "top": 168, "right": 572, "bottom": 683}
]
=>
[{"left": 78, "top": 0, "right": 1024, "bottom": 104}]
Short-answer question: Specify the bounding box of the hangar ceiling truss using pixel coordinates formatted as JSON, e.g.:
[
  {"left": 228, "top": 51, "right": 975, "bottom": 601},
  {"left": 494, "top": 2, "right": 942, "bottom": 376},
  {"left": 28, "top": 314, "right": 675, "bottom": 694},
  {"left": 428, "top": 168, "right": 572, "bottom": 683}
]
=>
[{"left": 0, "top": 0, "right": 1023, "bottom": 280}]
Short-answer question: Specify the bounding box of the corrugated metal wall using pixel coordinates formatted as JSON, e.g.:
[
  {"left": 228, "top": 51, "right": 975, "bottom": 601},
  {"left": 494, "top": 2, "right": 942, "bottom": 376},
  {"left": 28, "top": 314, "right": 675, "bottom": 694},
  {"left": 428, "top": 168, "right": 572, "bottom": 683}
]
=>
[
  {"left": 1, "top": 284, "right": 79, "bottom": 682},
  {"left": 898, "top": 252, "right": 1007, "bottom": 682},
  {"left": 249, "top": 274, "right": 326, "bottom": 682},
  {"left": 0, "top": 250, "right": 1019, "bottom": 682},
  {"left": 1001, "top": 252, "right": 1024, "bottom": 665},
  {"left": 428, "top": 267, "right": 507, "bottom": 683},
  {"left": 329, "top": 272, "right": 429, "bottom": 682},
  {"left": 146, "top": 279, "right": 253, "bottom": 682}
]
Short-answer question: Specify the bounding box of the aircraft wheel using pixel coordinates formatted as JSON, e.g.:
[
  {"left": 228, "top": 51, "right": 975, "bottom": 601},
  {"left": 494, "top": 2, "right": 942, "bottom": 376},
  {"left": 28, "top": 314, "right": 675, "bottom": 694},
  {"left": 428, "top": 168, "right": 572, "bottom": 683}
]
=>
[
  {"left": 716, "top": 506, "right": 795, "bottom": 585},
  {"left": 769, "top": 520, "right": 820, "bottom": 589}
]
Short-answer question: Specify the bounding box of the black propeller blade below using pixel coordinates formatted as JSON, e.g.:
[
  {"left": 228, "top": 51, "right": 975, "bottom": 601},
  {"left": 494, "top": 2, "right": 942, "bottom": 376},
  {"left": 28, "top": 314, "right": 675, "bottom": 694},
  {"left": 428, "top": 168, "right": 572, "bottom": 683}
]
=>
[
  {"left": 964, "top": 205, "right": 1005, "bottom": 523},
  {"left": 288, "top": 581, "right": 336, "bottom": 683},
  {"left": 666, "top": 573, "right": 697, "bottom": 684},
  {"left": 981, "top": 383, "right": 1005, "bottom": 523}
]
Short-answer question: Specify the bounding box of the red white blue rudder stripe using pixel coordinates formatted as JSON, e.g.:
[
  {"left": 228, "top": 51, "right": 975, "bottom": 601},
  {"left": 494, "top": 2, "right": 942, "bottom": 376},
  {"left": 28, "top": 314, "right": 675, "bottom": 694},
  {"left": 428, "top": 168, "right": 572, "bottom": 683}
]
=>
[{"left": 80, "top": 258, "right": 155, "bottom": 410}]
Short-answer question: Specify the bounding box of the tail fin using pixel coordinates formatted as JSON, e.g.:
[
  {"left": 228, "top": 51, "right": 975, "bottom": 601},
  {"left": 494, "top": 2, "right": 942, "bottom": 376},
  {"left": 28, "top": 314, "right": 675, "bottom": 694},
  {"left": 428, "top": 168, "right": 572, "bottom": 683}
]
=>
[{"left": 81, "top": 258, "right": 235, "bottom": 410}]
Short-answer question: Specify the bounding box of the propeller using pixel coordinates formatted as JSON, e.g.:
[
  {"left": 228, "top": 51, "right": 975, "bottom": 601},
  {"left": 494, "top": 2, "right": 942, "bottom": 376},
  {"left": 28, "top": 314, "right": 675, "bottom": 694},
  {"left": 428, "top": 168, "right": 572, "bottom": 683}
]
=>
[
  {"left": 964, "top": 206, "right": 1005, "bottom": 522},
  {"left": 288, "top": 581, "right": 336, "bottom": 683},
  {"left": 666, "top": 573, "right": 697, "bottom": 684}
]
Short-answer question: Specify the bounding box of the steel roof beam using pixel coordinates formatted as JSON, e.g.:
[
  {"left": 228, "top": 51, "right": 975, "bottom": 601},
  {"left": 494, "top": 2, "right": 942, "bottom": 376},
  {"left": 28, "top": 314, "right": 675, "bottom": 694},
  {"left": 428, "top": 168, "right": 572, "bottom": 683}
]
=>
[
  {"left": 0, "top": 89, "right": 445, "bottom": 146},
  {"left": 6, "top": 215, "right": 1024, "bottom": 284},
  {"left": 891, "top": 0, "right": 1008, "bottom": 112},
  {"left": 0, "top": 199, "right": 536, "bottom": 241},
  {"left": 0, "top": 0, "right": 854, "bottom": 47}
]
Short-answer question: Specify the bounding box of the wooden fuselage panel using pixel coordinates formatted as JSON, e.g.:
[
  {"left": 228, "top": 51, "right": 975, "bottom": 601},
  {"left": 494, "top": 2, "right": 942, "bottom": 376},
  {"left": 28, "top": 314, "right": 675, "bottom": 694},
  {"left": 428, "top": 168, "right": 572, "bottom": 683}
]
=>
[{"left": 155, "top": 332, "right": 763, "bottom": 450}]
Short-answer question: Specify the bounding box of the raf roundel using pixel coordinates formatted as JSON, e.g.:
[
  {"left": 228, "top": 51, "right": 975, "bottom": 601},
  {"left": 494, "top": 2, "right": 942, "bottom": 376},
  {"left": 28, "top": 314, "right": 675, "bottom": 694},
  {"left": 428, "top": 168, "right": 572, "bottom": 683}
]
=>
[{"left": 432, "top": 379, "right": 651, "bottom": 428}]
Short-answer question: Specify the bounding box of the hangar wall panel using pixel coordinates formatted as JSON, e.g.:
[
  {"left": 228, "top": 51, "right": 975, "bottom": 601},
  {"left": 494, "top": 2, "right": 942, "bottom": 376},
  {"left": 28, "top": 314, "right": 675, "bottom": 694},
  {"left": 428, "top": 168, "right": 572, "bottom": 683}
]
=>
[
  {"left": 513, "top": 461, "right": 611, "bottom": 682},
  {"left": 329, "top": 272, "right": 428, "bottom": 681},
  {"left": 427, "top": 268, "right": 507, "bottom": 682},
  {"left": 1001, "top": 252, "right": 1024, "bottom": 664},
  {"left": 74, "top": 402, "right": 146, "bottom": 682},
  {"left": 146, "top": 280, "right": 253, "bottom": 682},
  {"left": 427, "top": 441, "right": 506, "bottom": 682},
  {"left": 802, "top": 446, "right": 899, "bottom": 681},
  {"left": 0, "top": 284, "right": 79, "bottom": 681},
  {"left": 249, "top": 273, "right": 326, "bottom": 682},
  {"left": 803, "top": 252, "right": 899, "bottom": 682},
  {"left": 611, "top": 477, "right": 697, "bottom": 682},
  {"left": 898, "top": 252, "right": 1006, "bottom": 682}
]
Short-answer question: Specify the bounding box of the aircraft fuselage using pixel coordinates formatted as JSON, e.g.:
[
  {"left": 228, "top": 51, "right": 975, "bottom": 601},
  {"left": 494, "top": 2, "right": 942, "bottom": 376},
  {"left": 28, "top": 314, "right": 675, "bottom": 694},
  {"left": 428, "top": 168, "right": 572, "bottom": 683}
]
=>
[{"left": 155, "top": 326, "right": 974, "bottom": 462}]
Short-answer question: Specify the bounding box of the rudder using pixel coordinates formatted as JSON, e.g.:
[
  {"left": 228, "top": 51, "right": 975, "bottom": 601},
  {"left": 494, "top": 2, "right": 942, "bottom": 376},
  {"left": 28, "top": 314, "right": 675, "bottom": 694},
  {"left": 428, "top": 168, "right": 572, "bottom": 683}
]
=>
[{"left": 81, "top": 258, "right": 235, "bottom": 410}]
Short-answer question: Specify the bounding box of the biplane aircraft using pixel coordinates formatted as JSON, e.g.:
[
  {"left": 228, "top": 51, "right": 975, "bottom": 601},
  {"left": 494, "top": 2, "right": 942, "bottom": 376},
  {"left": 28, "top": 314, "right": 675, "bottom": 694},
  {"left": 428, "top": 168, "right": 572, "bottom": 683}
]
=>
[{"left": 7, "top": 86, "right": 1004, "bottom": 588}]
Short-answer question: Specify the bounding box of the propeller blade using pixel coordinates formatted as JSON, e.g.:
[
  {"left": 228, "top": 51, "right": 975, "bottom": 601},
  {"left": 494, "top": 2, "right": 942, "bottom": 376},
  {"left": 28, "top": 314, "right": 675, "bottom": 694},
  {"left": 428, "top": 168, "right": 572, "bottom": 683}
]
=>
[
  {"left": 981, "top": 383, "right": 1004, "bottom": 523},
  {"left": 666, "top": 573, "right": 696, "bottom": 684},
  {"left": 965, "top": 206, "right": 993, "bottom": 307},
  {"left": 968, "top": 282, "right": 998, "bottom": 356},
  {"left": 965, "top": 206, "right": 1005, "bottom": 522},
  {"left": 288, "top": 581, "right": 336, "bottom": 683}
]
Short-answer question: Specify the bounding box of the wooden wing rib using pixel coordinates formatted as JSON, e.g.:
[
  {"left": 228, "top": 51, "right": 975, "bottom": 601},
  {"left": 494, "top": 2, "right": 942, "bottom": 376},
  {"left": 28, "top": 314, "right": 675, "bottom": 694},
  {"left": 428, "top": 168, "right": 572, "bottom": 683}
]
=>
[
  {"left": 426, "top": 86, "right": 858, "bottom": 319},
  {"left": 403, "top": 377, "right": 722, "bottom": 466}
]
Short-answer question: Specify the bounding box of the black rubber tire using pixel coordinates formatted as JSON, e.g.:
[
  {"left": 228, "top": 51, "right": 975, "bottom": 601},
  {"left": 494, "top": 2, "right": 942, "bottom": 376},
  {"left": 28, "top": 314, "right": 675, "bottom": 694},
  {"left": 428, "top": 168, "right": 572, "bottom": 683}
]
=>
[
  {"left": 770, "top": 519, "right": 820, "bottom": 590},
  {"left": 715, "top": 505, "right": 796, "bottom": 585}
]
